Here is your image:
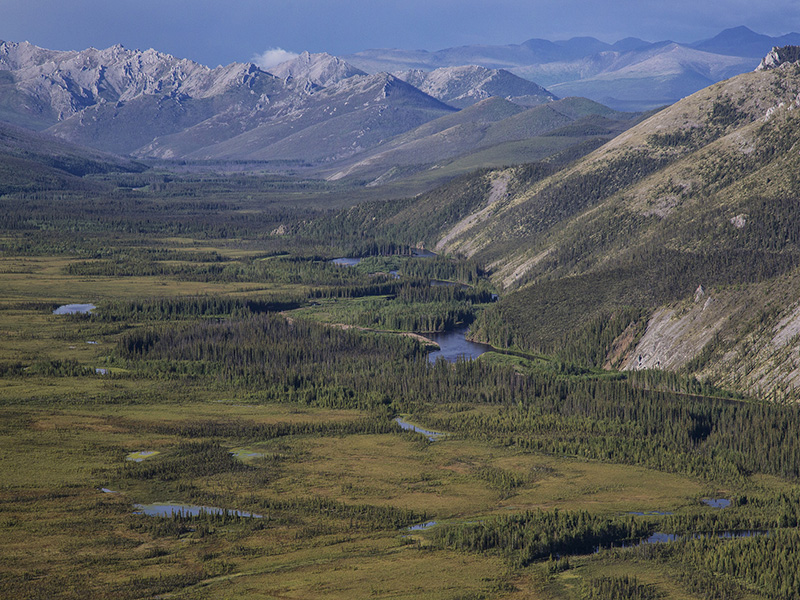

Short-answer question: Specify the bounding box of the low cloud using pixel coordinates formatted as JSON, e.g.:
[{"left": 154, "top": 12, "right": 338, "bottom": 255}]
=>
[{"left": 252, "top": 48, "right": 299, "bottom": 70}]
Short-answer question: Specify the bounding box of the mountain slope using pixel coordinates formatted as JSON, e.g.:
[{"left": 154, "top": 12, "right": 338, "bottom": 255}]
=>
[
  {"left": 0, "top": 120, "right": 144, "bottom": 194},
  {"left": 322, "top": 96, "right": 639, "bottom": 186},
  {"left": 541, "top": 44, "right": 756, "bottom": 110},
  {"left": 430, "top": 59, "right": 800, "bottom": 270},
  {"left": 0, "top": 119, "right": 143, "bottom": 174},
  {"left": 359, "top": 49, "right": 800, "bottom": 400},
  {"left": 394, "top": 65, "right": 556, "bottom": 108},
  {"left": 169, "top": 73, "right": 457, "bottom": 162}
]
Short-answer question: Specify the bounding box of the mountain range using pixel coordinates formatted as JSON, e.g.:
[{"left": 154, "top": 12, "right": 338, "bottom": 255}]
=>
[
  {"left": 0, "top": 39, "right": 631, "bottom": 192},
  {"left": 346, "top": 26, "right": 800, "bottom": 110},
  {"left": 1, "top": 26, "right": 794, "bottom": 179},
  {"left": 0, "top": 40, "right": 570, "bottom": 178}
]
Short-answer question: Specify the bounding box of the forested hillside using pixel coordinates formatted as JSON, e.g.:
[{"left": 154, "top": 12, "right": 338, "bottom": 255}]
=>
[{"left": 325, "top": 54, "right": 800, "bottom": 400}]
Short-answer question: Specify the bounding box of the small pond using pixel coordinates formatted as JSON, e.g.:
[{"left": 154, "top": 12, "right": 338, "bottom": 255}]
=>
[
  {"left": 702, "top": 498, "right": 731, "bottom": 509},
  {"left": 425, "top": 326, "right": 493, "bottom": 364},
  {"left": 53, "top": 303, "right": 95, "bottom": 315},
  {"left": 408, "top": 521, "right": 437, "bottom": 531},
  {"left": 598, "top": 529, "right": 767, "bottom": 553},
  {"left": 331, "top": 249, "right": 436, "bottom": 268},
  {"left": 395, "top": 417, "right": 445, "bottom": 441},
  {"left": 133, "top": 502, "right": 263, "bottom": 518},
  {"left": 230, "top": 448, "right": 265, "bottom": 460},
  {"left": 331, "top": 257, "right": 362, "bottom": 266}
]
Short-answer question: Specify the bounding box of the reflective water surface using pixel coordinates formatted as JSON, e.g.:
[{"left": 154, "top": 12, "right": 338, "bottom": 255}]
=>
[
  {"left": 425, "top": 326, "right": 493, "bottom": 363},
  {"left": 133, "top": 502, "right": 263, "bottom": 518},
  {"left": 54, "top": 303, "right": 95, "bottom": 315},
  {"left": 408, "top": 521, "right": 437, "bottom": 531},
  {"left": 331, "top": 257, "right": 362, "bottom": 266},
  {"left": 702, "top": 498, "right": 731, "bottom": 508},
  {"left": 395, "top": 417, "right": 445, "bottom": 441}
]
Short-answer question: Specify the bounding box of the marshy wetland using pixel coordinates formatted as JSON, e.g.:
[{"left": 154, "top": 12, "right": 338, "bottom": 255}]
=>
[{"left": 2, "top": 187, "right": 800, "bottom": 600}]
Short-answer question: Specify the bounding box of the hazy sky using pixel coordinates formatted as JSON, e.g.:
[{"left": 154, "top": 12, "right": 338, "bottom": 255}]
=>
[{"left": 2, "top": 0, "right": 799, "bottom": 66}]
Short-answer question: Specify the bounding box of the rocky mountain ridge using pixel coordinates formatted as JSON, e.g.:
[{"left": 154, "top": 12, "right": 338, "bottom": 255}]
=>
[
  {"left": 0, "top": 41, "right": 244, "bottom": 122},
  {"left": 268, "top": 51, "right": 366, "bottom": 87},
  {"left": 393, "top": 65, "right": 556, "bottom": 108},
  {"left": 162, "top": 72, "right": 457, "bottom": 164},
  {"left": 757, "top": 45, "right": 800, "bottom": 71},
  {"left": 0, "top": 40, "right": 464, "bottom": 163}
]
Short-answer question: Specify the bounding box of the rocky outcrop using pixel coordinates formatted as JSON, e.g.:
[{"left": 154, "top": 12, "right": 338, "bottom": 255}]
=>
[
  {"left": 623, "top": 294, "right": 727, "bottom": 373},
  {"left": 756, "top": 45, "right": 800, "bottom": 71}
]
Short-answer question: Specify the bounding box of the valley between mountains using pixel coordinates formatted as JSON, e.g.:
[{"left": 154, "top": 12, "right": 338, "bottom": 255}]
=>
[{"left": 3, "top": 29, "right": 800, "bottom": 600}]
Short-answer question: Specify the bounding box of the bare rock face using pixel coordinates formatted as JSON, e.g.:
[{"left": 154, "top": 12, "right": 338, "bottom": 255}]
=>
[
  {"left": 269, "top": 52, "right": 366, "bottom": 87},
  {"left": 756, "top": 45, "right": 800, "bottom": 71},
  {"left": 694, "top": 285, "right": 705, "bottom": 303}
]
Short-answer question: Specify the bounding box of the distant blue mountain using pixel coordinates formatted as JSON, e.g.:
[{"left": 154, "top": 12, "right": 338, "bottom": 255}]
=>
[
  {"left": 610, "top": 38, "right": 654, "bottom": 53},
  {"left": 520, "top": 36, "right": 654, "bottom": 61},
  {"left": 345, "top": 26, "right": 798, "bottom": 111},
  {"left": 690, "top": 26, "right": 800, "bottom": 58}
]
